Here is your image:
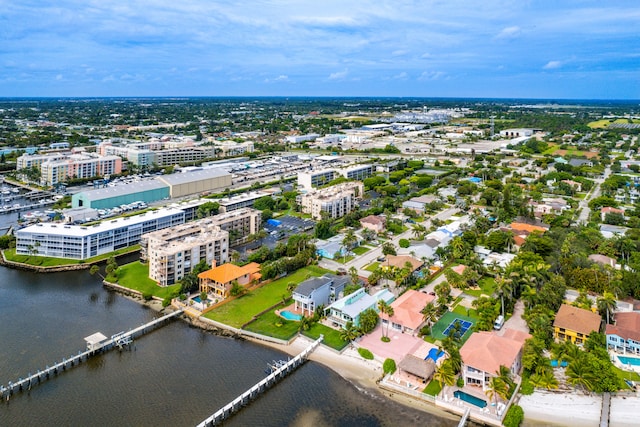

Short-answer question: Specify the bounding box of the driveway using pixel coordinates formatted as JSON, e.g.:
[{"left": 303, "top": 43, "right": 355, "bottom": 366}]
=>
[{"left": 497, "top": 300, "right": 529, "bottom": 335}]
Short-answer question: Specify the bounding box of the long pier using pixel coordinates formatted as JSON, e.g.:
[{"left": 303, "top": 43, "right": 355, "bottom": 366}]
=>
[
  {"left": 197, "top": 335, "right": 324, "bottom": 427},
  {"left": 0, "top": 309, "right": 183, "bottom": 401}
]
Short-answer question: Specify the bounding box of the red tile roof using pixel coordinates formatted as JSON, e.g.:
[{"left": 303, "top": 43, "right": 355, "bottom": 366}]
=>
[
  {"left": 606, "top": 312, "right": 640, "bottom": 343},
  {"left": 553, "top": 304, "right": 601, "bottom": 336},
  {"left": 460, "top": 330, "right": 529, "bottom": 375},
  {"left": 388, "top": 290, "right": 434, "bottom": 330}
]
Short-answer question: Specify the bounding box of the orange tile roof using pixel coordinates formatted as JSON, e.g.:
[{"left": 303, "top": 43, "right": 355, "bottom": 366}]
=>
[
  {"left": 513, "top": 235, "right": 527, "bottom": 246},
  {"left": 452, "top": 264, "right": 466, "bottom": 275},
  {"left": 386, "top": 255, "right": 423, "bottom": 271},
  {"left": 460, "top": 330, "right": 529, "bottom": 375},
  {"left": 605, "top": 312, "right": 640, "bottom": 343},
  {"left": 389, "top": 290, "right": 434, "bottom": 330},
  {"left": 553, "top": 304, "right": 601, "bottom": 336},
  {"left": 198, "top": 262, "right": 261, "bottom": 284},
  {"left": 509, "top": 222, "right": 547, "bottom": 234}
]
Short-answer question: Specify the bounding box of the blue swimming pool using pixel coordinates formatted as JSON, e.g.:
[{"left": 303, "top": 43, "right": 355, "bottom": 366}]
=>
[
  {"left": 618, "top": 355, "right": 640, "bottom": 366},
  {"left": 193, "top": 296, "right": 203, "bottom": 303},
  {"left": 280, "top": 310, "right": 302, "bottom": 321},
  {"left": 425, "top": 348, "right": 445, "bottom": 363},
  {"left": 550, "top": 360, "right": 568, "bottom": 367},
  {"left": 454, "top": 390, "right": 487, "bottom": 408}
]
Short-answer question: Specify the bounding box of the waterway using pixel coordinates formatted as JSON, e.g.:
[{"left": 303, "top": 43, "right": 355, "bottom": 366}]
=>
[{"left": 0, "top": 263, "right": 455, "bottom": 426}]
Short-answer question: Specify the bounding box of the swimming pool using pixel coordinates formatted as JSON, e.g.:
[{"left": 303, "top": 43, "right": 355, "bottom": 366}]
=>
[
  {"left": 193, "top": 296, "right": 203, "bottom": 303},
  {"left": 280, "top": 310, "right": 302, "bottom": 321},
  {"left": 618, "top": 355, "right": 640, "bottom": 366},
  {"left": 550, "top": 360, "right": 568, "bottom": 367},
  {"left": 425, "top": 348, "right": 445, "bottom": 363},
  {"left": 454, "top": 390, "right": 487, "bottom": 408}
]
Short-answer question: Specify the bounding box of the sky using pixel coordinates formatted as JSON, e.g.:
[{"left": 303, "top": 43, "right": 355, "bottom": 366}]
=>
[{"left": 1, "top": 1, "right": 639, "bottom": 99}]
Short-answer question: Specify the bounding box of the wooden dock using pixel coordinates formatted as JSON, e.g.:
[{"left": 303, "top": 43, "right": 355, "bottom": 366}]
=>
[
  {"left": 197, "top": 335, "right": 324, "bottom": 427},
  {"left": 0, "top": 309, "right": 183, "bottom": 401}
]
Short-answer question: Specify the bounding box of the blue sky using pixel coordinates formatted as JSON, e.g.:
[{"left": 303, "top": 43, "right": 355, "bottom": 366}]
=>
[{"left": 1, "top": 1, "right": 639, "bottom": 99}]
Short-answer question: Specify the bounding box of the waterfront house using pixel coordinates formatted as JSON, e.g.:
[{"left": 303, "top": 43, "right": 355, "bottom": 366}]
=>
[
  {"left": 460, "top": 329, "right": 530, "bottom": 391},
  {"left": 292, "top": 274, "right": 349, "bottom": 317},
  {"left": 198, "top": 262, "right": 261, "bottom": 299},
  {"left": 606, "top": 312, "right": 640, "bottom": 355},
  {"left": 326, "top": 287, "right": 395, "bottom": 329},
  {"left": 386, "top": 290, "right": 434, "bottom": 335},
  {"left": 553, "top": 304, "right": 601, "bottom": 345}
]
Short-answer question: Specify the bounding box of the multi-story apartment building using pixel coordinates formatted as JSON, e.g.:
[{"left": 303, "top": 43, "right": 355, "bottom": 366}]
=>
[
  {"left": 299, "top": 181, "right": 364, "bottom": 220},
  {"left": 337, "top": 164, "right": 374, "bottom": 181},
  {"left": 39, "top": 154, "right": 122, "bottom": 185},
  {"left": 297, "top": 169, "right": 337, "bottom": 190},
  {"left": 16, "top": 153, "right": 67, "bottom": 170},
  {"left": 217, "top": 191, "right": 268, "bottom": 213},
  {"left": 15, "top": 207, "right": 186, "bottom": 260},
  {"left": 208, "top": 208, "right": 262, "bottom": 244},
  {"left": 142, "top": 218, "right": 229, "bottom": 286},
  {"left": 154, "top": 146, "right": 215, "bottom": 166}
]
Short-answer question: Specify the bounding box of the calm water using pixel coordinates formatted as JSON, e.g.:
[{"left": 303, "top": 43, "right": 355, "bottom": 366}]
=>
[{"left": 0, "top": 264, "right": 455, "bottom": 427}]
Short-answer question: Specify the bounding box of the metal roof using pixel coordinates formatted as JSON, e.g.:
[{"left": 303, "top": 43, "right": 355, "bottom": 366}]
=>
[
  {"left": 78, "top": 180, "right": 168, "bottom": 201},
  {"left": 157, "top": 168, "right": 230, "bottom": 186}
]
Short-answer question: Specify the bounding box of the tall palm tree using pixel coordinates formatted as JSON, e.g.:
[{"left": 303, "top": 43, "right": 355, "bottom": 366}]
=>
[
  {"left": 495, "top": 276, "right": 513, "bottom": 317},
  {"left": 377, "top": 300, "right": 389, "bottom": 339},
  {"left": 385, "top": 304, "right": 395, "bottom": 338},
  {"left": 340, "top": 321, "right": 360, "bottom": 349},
  {"left": 566, "top": 360, "right": 595, "bottom": 392},
  {"left": 433, "top": 359, "right": 456, "bottom": 396},
  {"left": 597, "top": 291, "right": 617, "bottom": 325},
  {"left": 496, "top": 365, "right": 515, "bottom": 395},
  {"left": 412, "top": 223, "right": 426, "bottom": 240},
  {"left": 485, "top": 376, "right": 508, "bottom": 406},
  {"left": 529, "top": 369, "right": 559, "bottom": 390},
  {"left": 421, "top": 302, "right": 438, "bottom": 336}
]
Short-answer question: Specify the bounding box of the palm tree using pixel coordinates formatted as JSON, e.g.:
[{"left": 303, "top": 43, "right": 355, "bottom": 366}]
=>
[
  {"left": 496, "top": 365, "right": 515, "bottom": 395},
  {"left": 566, "top": 361, "right": 595, "bottom": 392},
  {"left": 412, "top": 223, "right": 426, "bottom": 240},
  {"left": 286, "top": 281, "right": 297, "bottom": 294},
  {"left": 339, "top": 321, "right": 360, "bottom": 348},
  {"left": 421, "top": 302, "right": 438, "bottom": 336},
  {"left": 89, "top": 265, "right": 105, "bottom": 280},
  {"left": 494, "top": 276, "right": 513, "bottom": 317},
  {"left": 378, "top": 300, "right": 393, "bottom": 340},
  {"left": 298, "top": 315, "right": 312, "bottom": 332},
  {"left": 529, "top": 369, "right": 559, "bottom": 390},
  {"left": 349, "top": 266, "right": 359, "bottom": 287},
  {"left": 433, "top": 359, "right": 456, "bottom": 396},
  {"left": 597, "top": 291, "right": 617, "bottom": 325},
  {"left": 485, "top": 376, "right": 508, "bottom": 406},
  {"left": 385, "top": 304, "right": 395, "bottom": 338}
]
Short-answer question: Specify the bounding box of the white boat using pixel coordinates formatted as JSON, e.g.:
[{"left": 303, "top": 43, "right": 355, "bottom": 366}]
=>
[{"left": 11, "top": 188, "right": 19, "bottom": 194}]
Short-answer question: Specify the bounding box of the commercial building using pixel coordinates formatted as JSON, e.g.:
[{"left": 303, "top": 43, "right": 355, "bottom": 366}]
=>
[
  {"left": 337, "top": 164, "right": 374, "bottom": 181},
  {"left": 156, "top": 168, "right": 231, "bottom": 199},
  {"left": 15, "top": 208, "right": 186, "bottom": 260},
  {"left": 142, "top": 218, "right": 229, "bottom": 286},
  {"left": 285, "top": 133, "right": 320, "bottom": 143},
  {"left": 217, "top": 191, "right": 268, "bottom": 213},
  {"left": 299, "top": 181, "right": 364, "bottom": 220},
  {"left": 72, "top": 180, "right": 170, "bottom": 209}
]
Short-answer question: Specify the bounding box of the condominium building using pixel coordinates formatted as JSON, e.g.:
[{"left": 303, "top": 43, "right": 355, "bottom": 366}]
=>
[
  {"left": 16, "top": 153, "right": 67, "bottom": 170},
  {"left": 15, "top": 208, "right": 186, "bottom": 260},
  {"left": 142, "top": 218, "right": 229, "bottom": 286},
  {"left": 297, "top": 169, "right": 337, "bottom": 190},
  {"left": 217, "top": 191, "right": 268, "bottom": 213},
  {"left": 208, "top": 208, "right": 262, "bottom": 244},
  {"left": 299, "top": 181, "right": 364, "bottom": 220},
  {"left": 337, "top": 164, "right": 374, "bottom": 181}
]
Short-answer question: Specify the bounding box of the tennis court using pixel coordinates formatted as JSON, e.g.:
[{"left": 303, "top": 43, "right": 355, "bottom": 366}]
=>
[{"left": 443, "top": 318, "right": 473, "bottom": 338}]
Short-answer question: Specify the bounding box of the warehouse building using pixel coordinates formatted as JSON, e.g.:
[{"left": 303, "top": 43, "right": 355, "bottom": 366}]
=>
[
  {"left": 72, "top": 180, "right": 170, "bottom": 209},
  {"left": 157, "top": 168, "right": 232, "bottom": 199}
]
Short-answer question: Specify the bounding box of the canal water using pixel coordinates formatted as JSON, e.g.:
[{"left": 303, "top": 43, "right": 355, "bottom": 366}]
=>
[{"left": 0, "top": 264, "right": 455, "bottom": 426}]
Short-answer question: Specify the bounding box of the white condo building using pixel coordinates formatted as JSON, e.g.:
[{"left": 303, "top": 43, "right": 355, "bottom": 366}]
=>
[{"left": 299, "top": 181, "right": 364, "bottom": 220}]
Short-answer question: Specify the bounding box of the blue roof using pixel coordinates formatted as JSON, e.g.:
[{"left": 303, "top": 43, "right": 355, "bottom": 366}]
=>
[{"left": 266, "top": 219, "right": 281, "bottom": 226}]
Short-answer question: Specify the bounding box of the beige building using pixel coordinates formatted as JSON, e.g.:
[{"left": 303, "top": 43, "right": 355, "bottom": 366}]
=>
[
  {"left": 157, "top": 168, "right": 232, "bottom": 199},
  {"left": 142, "top": 218, "right": 229, "bottom": 286},
  {"left": 299, "top": 181, "right": 364, "bottom": 220},
  {"left": 208, "top": 208, "right": 262, "bottom": 245}
]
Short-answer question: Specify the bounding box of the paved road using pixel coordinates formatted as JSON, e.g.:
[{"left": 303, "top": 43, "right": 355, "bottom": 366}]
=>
[
  {"left": 576, "top": 166, "right": 611, "bottom": 224},
  {"left": 319, "top": 206, "right": 460, "bottom": 277}
]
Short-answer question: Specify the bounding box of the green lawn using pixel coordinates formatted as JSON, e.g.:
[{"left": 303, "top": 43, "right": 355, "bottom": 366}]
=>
[
  {"left": 365, "top": 262, "right": 380, "bottom": 272},
  {"left": 243, "top": 310, "right": 299, "bottom": 340},
  {"left": 3, "top": 245, "right": 140, "bottom": 267},
  {"left": 464, "top": 277, "right": 496, "bottom": 298},
  {"left": 204, "top": 265, "right": 330, "bottom": 328},
  {"left": 452, "top": 304, "right": 478, "bottom": 318},
  {"left": 613, "top": 366, "right": 640, "bottom": 383},
  {"left": 352, "top": 246, "right": 370, "bottom": 256},
  {"left": 423, "top": 380, "right": 442, "bottom": 396},
  {"left": 334, "top": 255, "right": 355, "bottom": 264},
  {"left": 431, "top": 310, "right": 476, "bottom": 343},
  {"left": 114, "top": 261, "right": 180, "bottom": 299},
  {"left": 302, "top": 323, "right": 348, "bottom": 351}
]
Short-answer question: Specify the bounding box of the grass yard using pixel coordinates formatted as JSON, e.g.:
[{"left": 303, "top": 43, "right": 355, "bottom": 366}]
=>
[
  {"left": 302, "top": 323, "right": 348, "bottom": 351},
  {"left": 3, "top": 245, "right": 140, "bottom": 267},
  {"left": 613, "top": 366, "right": 640, "bottom": 383},
  {"left": 431, "top": 310, "right": 476, "bottom": 343},
  {"left": 352, "top": 246, "right": 370, "bottom": 256},
  {"left": 365, "top": 262, "right": 380, "bottom": 272},
  {"left": 423, "top": 380, "right": 442, "bottom": 396},
  {"left": 243, "top": 310, "right": 299, "bottom": 340},
  {"left": 540, "top": 143, "right": 559, "bottom": 156},
  {"left": 204, "top": 265, "right": 330, "bottom": 328},
  {"left": 335, "top": 255, "right": 355, "bottom": 264},
  {"left": 452, "top": 304, "right": 478, "bottom": 318},
  {"left": 114, "top": 261, "right": 180, "bottom": 299},
  {"left": 464, "top": 277, "right": 496, "bottom": 298}
]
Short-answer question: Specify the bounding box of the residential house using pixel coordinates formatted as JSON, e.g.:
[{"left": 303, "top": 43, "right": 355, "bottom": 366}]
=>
[
  {"left": 198, "top": 262, "right": 261, "bottom": 299},
  {"left": 568, "top": 158, "right": 593, "bottom": 168},
  {"left": 292, "top": 274, "right": 349, "bottom": 317},
  {"left": 460, "top": 329, "right": 530, "bottom": 391},
  {"left": 588, "top": 254, "right": 617, "bottom": 269},
  {"left": 387, "top": 290, "right": 434, "bottom": 335},
  {"left": 401, "top": 195, "right": 439, "bottom": 215},
  {"left": 325, "top": 287, "right": 395, "bottom": 329},
  {"left": 553, "top": 304, "right": 601, "bottom": 345},
  {"left": 606, "top": 312, "right": 640, "bottom": 355},
  {"left": 601, "top": 206, "right": 625, "bottom": 222},
  {"left": 562, "top": 180, "right": 582, "bottom": 192},
  {"left": 359, "top": 215, "right": 386, "bottom": 233},
  {"left": 385, "top": 255, "right": 424, "bottom": 274}
]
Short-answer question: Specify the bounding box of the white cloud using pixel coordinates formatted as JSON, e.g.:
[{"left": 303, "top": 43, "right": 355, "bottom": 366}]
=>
[
  {"left": 55, "top": 74, "right": 63, "bottom": 81},
  {"left": 392, "top": 50, "right": 408, "bottom": 57},
  {"left": 496, "top": 26, "right": 521, "bottom": 40},
  {"left": 418, "top": 71, "right": 445, "bottom": 81},
  {"left": 264, "top": 74, "right": 289, "bottom": 83},
  {"left": 420, "top": 52, "right": 432, "bottom": 59},
  {"left": 393, "top": 71, "right": 408, "bottom": 80},
  {"left": 328, "top": 69, "right": 349, "bottom": 80},
  {"left": 543, "top": 60, "right": 562, "bottom": 70}
]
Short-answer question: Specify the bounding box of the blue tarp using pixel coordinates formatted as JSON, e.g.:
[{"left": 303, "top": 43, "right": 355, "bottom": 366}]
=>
[{"left": 266, "top": 219, "right": 281, "bottom": 227}]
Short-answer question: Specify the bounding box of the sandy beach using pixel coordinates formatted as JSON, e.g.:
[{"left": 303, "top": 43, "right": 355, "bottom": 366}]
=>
[
  {"left": 246, "top": 335, "right": 459, "bottom": 424},
  {"left": 520, "top": 390, "right": 602, "bottom": 427}
]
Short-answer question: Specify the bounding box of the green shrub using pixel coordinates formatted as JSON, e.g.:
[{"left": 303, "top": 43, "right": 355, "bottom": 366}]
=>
[
  {"left": 142, "top": 292, "right": 153, "bottom": 301},
  {"left": 381, "top": 336, "right": 390, "bottom": 343},
  {"left": 383, "top": 358, "right": 397, "bottom": 374},
  {"left": 502, "top": 404, "right": 524, "bottom": 427},
  {"left": 399, "top": 238, "right": 410, "bottom": 248},
  {"left": 162, "top": 297, "right": 171, "bottom": 307},
  {"left": 519, "top": 377, "right": 534, "bottom": 395},
  {"left": 358, "top": 348, "right": 374, "bottom": 360},
  {"left": 457, "top": 377, "right": 464, "bottom": 387},
  {"left": 420, "top": 325, "right": 431, "bottom": 336}
]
